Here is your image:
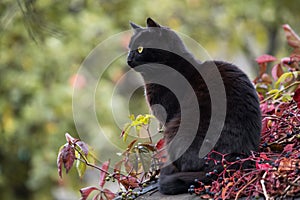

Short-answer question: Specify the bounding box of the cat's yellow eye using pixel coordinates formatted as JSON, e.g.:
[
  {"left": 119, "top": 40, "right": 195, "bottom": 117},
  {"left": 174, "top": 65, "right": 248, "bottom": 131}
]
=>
[{"left": 137, "top": 46, "right": 143, "bottom": 54}]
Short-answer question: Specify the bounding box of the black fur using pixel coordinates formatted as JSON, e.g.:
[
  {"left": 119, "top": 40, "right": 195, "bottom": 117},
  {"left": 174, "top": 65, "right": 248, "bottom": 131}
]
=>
[{"left": 127, "top": 18, "right": 261, "bottom": 195}]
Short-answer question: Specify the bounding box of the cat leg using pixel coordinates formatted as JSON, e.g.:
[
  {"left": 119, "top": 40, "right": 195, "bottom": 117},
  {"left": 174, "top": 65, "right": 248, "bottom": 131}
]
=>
[
  {"left": 159, "top": 170, "right": 208, "bottom": 194},
  {"left": 158, "top": 164, "right": 210, "bottom": 195}
]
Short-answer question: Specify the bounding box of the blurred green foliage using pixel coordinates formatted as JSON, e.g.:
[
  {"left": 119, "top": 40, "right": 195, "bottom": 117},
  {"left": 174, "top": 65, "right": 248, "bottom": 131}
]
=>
[{"left": 0, "top": 0, "right": 299, "bottom": 199}]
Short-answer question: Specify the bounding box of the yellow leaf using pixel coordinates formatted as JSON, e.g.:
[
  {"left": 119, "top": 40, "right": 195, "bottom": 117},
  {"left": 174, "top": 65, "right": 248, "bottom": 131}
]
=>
[
  {"left": 129, "top": 114, "right": 135, "bottom": 121},
  {"left": 275, "top": 72, "right": 293, "bottom": 89},
  {"left": 267, "top": 89, "right": 279, "bottom": 95}
]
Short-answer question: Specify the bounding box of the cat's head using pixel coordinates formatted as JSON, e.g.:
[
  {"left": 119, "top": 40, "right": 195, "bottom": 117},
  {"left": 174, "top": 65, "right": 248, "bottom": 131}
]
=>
[{"left": 127, "top": 18, "right": 188, "bottom": 71}]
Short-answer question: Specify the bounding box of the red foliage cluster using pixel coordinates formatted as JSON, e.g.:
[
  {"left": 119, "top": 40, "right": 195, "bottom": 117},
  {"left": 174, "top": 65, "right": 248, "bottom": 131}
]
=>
[{"left": 191, "top": 100, "right": 300, "bottom": 199}]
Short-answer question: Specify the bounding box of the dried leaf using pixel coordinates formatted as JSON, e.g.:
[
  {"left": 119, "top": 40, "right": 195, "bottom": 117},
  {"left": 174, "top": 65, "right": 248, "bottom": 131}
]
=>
[
  {"left": 269, "top": 143, "right": 284, "bottom": 152},
  {"left": 119, "top": 176, "right": 139, "bottom": 189},
  {"left": 126, "top": 139, "right": 138, "bottom": 152},
  {"left": 139, "top": 143, "right": 156, "bottom": 152},
  {"left": 278, "top": 157, "right": 296, "bottom": 172}
]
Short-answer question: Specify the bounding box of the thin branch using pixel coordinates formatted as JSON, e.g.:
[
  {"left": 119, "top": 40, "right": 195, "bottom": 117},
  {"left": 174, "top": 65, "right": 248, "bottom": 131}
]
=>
[
  {"left": 282, "top": 176, "right": 300, "bottom": 197},
  {"left": 75, "top": 146, "right": 110, "bottom": 175},
  {"left": 261, "top": 171, "right": 269, "bottom": 200},
  {"left": 260, "top": 81, "right": 300, "bottom": 104},
  {"left": 234, "top": 176, "right": 258, "bottom": 200}
]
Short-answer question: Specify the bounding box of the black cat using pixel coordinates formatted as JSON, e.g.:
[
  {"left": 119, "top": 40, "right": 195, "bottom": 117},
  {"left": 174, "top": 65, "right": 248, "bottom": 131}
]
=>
[{"left": 127, "top": 18, "right": 261, "bottom": 195}]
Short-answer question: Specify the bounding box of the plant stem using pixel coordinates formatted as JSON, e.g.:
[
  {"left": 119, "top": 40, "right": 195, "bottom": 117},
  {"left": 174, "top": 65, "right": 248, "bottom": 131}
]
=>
[
  {"left": 75, "top": 147, "right": 110, "bottom": 175},
  {"left": 234, "top": 175, "right": 258, "bottom": 200},
  {"left": 261, "top": 81, "right": 300, "bottom": 104},
  {"left": 261, "top": 171, "right": 269, "bottom": 200}
]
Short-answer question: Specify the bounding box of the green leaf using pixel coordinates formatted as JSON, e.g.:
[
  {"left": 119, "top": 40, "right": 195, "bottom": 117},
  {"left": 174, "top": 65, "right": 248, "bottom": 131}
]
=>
[
  {"left": 135, "top": 125, "right": 142, "bottom": 134},
  {"left": 76, "top": 159, "right": 87, "bottom": 178},
  {"left": 86, "top": 148, "right": 97, "bottom": 165},
  {"left": 282, "top": 94, "right": 292, "bottom": 102},
  {"left": 122, "top": 123, "right": 132, "bottom": 142}
]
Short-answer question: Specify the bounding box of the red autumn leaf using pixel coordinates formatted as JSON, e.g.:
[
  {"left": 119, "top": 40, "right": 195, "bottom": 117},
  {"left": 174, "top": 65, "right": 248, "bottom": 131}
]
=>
[
  {"left": 60, "top": 144, "right": 75, "bottom": 174},
  {"left": 260, "top": 152, "right": 270, "bottom": 160},
  {"left": 260, "top": 102, "right": 275, "bottom": 115},
  {"left": 283, "top": 143, "right": 294, "bottom": 152},
  {"left": 293, "top": 88, "right": 300, "bottom": 109},
  {"left": 254, "top": 54, "right": 277, "bottom": 83},
  {"left": 255, "top": 54, "right": 277, "bottom": 64},
  {"left": 256, "top": 162, "right": 272, "bottom": 170},
  {"left": 271, "top": 63, "right": 284, "bottom": 81},
  {"left": 57, "top": 148, "right": 64, "bottom": 178},
  {"left": 99, "top": 160, "right": 110, "bottom": 188},
  {"left": 281, "top": 57, "right": 293, "bottom": 66},
  {"left": 283, "top": 24, "right": 300, "bottom": 62},
  {"left": 261, "top": 118, "right": 269, "bottom": 135},
  {"left": 80, "top": 186, "right": 99, "bottom": 200},
  {"left": 92, "top": 193, "right": 101, "bottom": 200},
  {"left": 76, "top": 141, "right": 89, "bottom": 156},
  {"left": 103, "top": 188, "right": 116, "bottom": 199},
  {"left": 155, "top": 139, "right": 165, "bottom": 150},
  {"left": 282, "top": 24, "right": 300, "bottom": 49}
]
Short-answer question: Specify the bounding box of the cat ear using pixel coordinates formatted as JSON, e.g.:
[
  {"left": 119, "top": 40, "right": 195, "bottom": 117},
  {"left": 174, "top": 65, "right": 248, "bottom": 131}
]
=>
[
  {"left": 130, "top": 22, "right": 142, "bottom": 30},
  {"left": 146, "top": 18, "right": 161, "bottom": 28}
]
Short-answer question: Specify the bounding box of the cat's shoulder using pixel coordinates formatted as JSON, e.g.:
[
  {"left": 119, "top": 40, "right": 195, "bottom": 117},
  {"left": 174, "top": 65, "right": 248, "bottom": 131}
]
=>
[{"left": 199, "top": 60, "right": 248, "bottom": 78}]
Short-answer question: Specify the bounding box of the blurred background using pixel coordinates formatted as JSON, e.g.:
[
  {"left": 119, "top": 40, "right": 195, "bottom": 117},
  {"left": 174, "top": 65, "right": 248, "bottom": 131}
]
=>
[{"left": 0, "top": 0, "right": 299, "bottom": 199}]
